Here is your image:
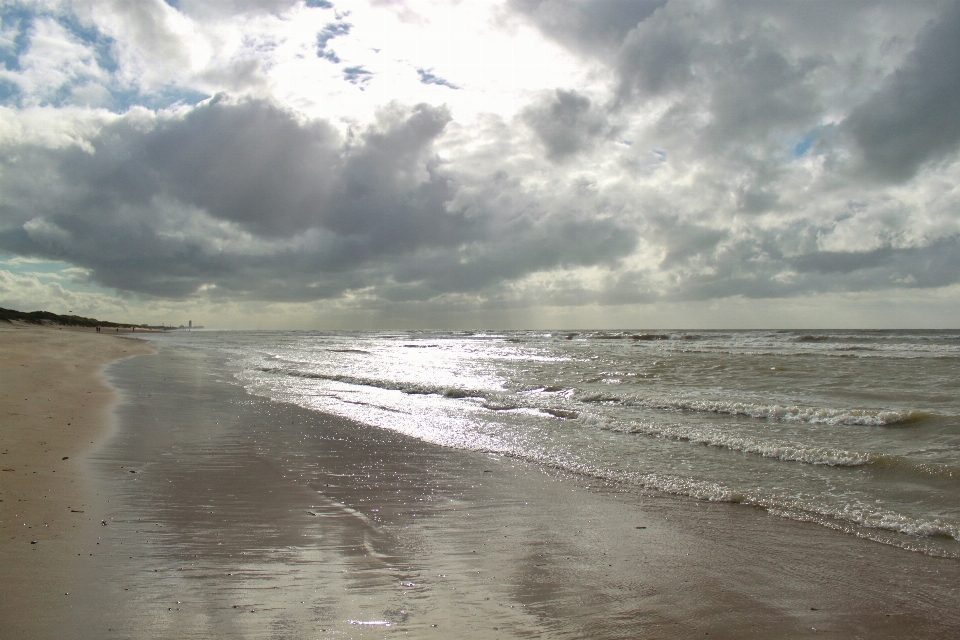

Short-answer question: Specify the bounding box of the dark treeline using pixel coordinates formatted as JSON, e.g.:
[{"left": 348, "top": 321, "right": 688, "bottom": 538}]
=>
[{"left": 0, "top": 306, "right": 137, "bottom": 328}]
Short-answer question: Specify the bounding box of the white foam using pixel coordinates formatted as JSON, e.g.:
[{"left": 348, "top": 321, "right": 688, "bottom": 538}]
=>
[
  {"left": 578, "top": 391, "right": 927, "bottom": 426},
  {"left": 585, "top": 415, "right": 874, "bottom": 467}
]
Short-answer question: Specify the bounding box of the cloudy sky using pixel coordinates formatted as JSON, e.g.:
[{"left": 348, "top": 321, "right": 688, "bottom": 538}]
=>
[{"left": 1, "top": 0, "right": 958, "bottom": 328}]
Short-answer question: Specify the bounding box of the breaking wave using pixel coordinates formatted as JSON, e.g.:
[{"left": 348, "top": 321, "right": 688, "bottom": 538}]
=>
[
  {"left": 588, "top": 416, "right": 960, "bottom": 480},
  {"left": 576, "top": 392, "right": 931, "bottom": 426},
  {"left": 258, "top": 367, "right": 492, "bottom": 400},
  {"left": 497, "top": 451, "right": 959, "bottom": 556}
]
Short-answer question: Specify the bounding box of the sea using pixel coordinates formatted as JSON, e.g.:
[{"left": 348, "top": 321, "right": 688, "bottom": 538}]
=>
[{"left": 141, "top": 329, "right": 960, "bottom": 559}]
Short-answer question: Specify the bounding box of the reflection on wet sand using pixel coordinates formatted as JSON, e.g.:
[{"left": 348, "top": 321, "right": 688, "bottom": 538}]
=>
[
  {"left": 58, "top": 347, "right": 960, "bottom": 639},
  {"left": 75, "top": 348, "right": 563, "bottom": 637}
]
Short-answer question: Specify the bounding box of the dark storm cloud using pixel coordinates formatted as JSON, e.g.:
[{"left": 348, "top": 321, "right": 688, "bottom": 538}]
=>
[
  {"left": 644, "top": 233, "right": 960, "bottom": 303},
  {"left": 613, "top": 7, "right": 696, "bottom": 99},
  {"left": 843, "top": 1, "right": 960, "bottom": 182},
  {"left": 509, "top": 1, "right": 863, "bottom": 147},
  {"left": 386, "top": 198, "right": 636, "bottom": 298},
  {"left": 654, "top": 220, "right": 728, "bottom": 270},
  {"left": 0, "top": 97, "right": 637, "bottom": 301},
  {"left": 0, "top": 98, "right": 460, "bottom": 295},
  {"left": 522, "top": 89, "right": 611, "bottom": 161},
  {"left": 611, "top": 6, "right": 828, "bottom": 152},
  {"left": 791, "top": 238, "right": 960, "bottom": 290}
]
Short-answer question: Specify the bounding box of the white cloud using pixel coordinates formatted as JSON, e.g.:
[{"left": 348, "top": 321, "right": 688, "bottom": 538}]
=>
[{"left": 0, "top": 268, "right": 127, "bottom": 316}]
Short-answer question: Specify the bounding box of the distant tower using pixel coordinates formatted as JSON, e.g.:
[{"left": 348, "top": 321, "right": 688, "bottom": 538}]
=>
[{"left": 189, "top": 320, "right": 192, "bottom": 328}]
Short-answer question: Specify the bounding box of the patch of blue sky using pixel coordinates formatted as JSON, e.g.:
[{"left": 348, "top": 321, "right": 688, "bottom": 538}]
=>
[
  {"left": 317, "top": 21, "right": 351, "bottom": 48},
  {"left": 2, "top": 4, "right": 119, "bottom": 73},
  {"left": 108, "top": 84, "right": 210, "bottom": 113},
  {"left": 0, "top": 78, "right": 20, "bottom": 107},
  {"left": 793, "top": 135, "right": 816, "bottom": 157},
  {"left": 56, "top": 8, "right": 119, "bottom": 74},
  {"left": 1, "top": 255, "right": 72, "bottom": 277},
  {"left": 318, "top": 48, "right": 340, "bottom": 63},
  {"left": 0, "top": 2, "right": 141, "bottom": 110},
  {"left": 416, "top": 68, "right": 459, "bottom": 90},
  {"left": 343, "top": 65, "right": 372, "bottom": 87},
  {"left": 788, "top": 124, "right": 834, "bottom": 159},
  {"left": 0, "top": 255, "right": 118, "bottom": 297},
  {"left": 163, "top": 0, "right": 181, "bottom": 9},
  {"left": 44, "top": 81, "right": 78, "bottom": 109},
  {"left": 0, "top": 3, "right": 34, "bottom": 72},
  {"left": 2, "top": 74, "right": 79, "bottom": 110},
  {"left": 306, "top": 0, "right": 334, "bottom": 8},
  {"left": 316, "top": 21, "right": 350, "bottom": 61},
  {"left": 13, "top": 70, "right": 208, "bottom": 112}
]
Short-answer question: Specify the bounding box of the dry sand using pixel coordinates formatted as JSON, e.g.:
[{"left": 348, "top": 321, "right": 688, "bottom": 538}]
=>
[{"left": 0, "top": 323, "right": 154, "bottom": 637}]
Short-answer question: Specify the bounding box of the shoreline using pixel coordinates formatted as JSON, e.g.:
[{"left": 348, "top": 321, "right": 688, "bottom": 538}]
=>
[{"left": 0, "top": 323, "right": 154, "bottom": 637}]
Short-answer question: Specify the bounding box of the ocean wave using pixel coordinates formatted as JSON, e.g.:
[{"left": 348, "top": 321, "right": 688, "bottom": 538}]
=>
[
  {"left": 578, "top": 331, "right": 703, "bottom": 341},
  {"left": 497, "top": 450, "right": 959, "bottom": 552},
  {"left": 655, "top": 344, "right": 960, "bottom": 358},
  {"left": 765, "top": 506, "right": 959, "bottom": 546},
  {"left": 541, "top": 407, "right": 579, "bottom": 419},
  {"left": 593, "top": 418, "right": 874, "bottom": 467},
  {"left": 577, "top": 391, "right": 930, "bottom": 426},
  {"left": 246, "top": 371, "right": 957, "bottom": 557},
  {"left": 541, "top": 456, "right": 960, "bottom": 550},
  {"left": 481, "top": 401, "right": 522, "bottom": 411},
  {"left": 257, "top": 367, "right": 492, "bottom": 400},
  {"left": 867, "top": 454, "right": 960, "bottom": 480},
  {"left": 258, "top": 366, "right": 934, "bottom": 430},
  {"left": 588, "top": 416, "right": 960, "bottom": 481}
]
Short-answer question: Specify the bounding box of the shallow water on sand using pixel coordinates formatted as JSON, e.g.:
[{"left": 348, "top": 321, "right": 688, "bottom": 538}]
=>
[{"left": 146, "top": 329, "right": 960, "bottom": 558}]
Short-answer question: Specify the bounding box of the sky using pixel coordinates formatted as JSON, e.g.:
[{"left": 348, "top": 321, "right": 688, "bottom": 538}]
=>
[{"left": 0, "top": 0, "right": 959, "bottom": 329}]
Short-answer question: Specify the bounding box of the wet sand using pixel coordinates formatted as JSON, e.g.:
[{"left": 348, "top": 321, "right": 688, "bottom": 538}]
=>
[
  {"left": 34, "top": 345, "right": 958, "bottom": 638},
  {"left": 0, "top": 323, "right": 154, "bottom": 638},
  {"left": 4, "top": 335, "right": 959, "bottom": 638}
]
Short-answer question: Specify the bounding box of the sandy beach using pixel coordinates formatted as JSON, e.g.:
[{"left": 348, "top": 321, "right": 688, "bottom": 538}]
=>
[
  {"left": 2, "top": 327, "right": 959, "bottom": 638},
  {"left": 0, "top": 323, "right": 154, "bottom": 637}
]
